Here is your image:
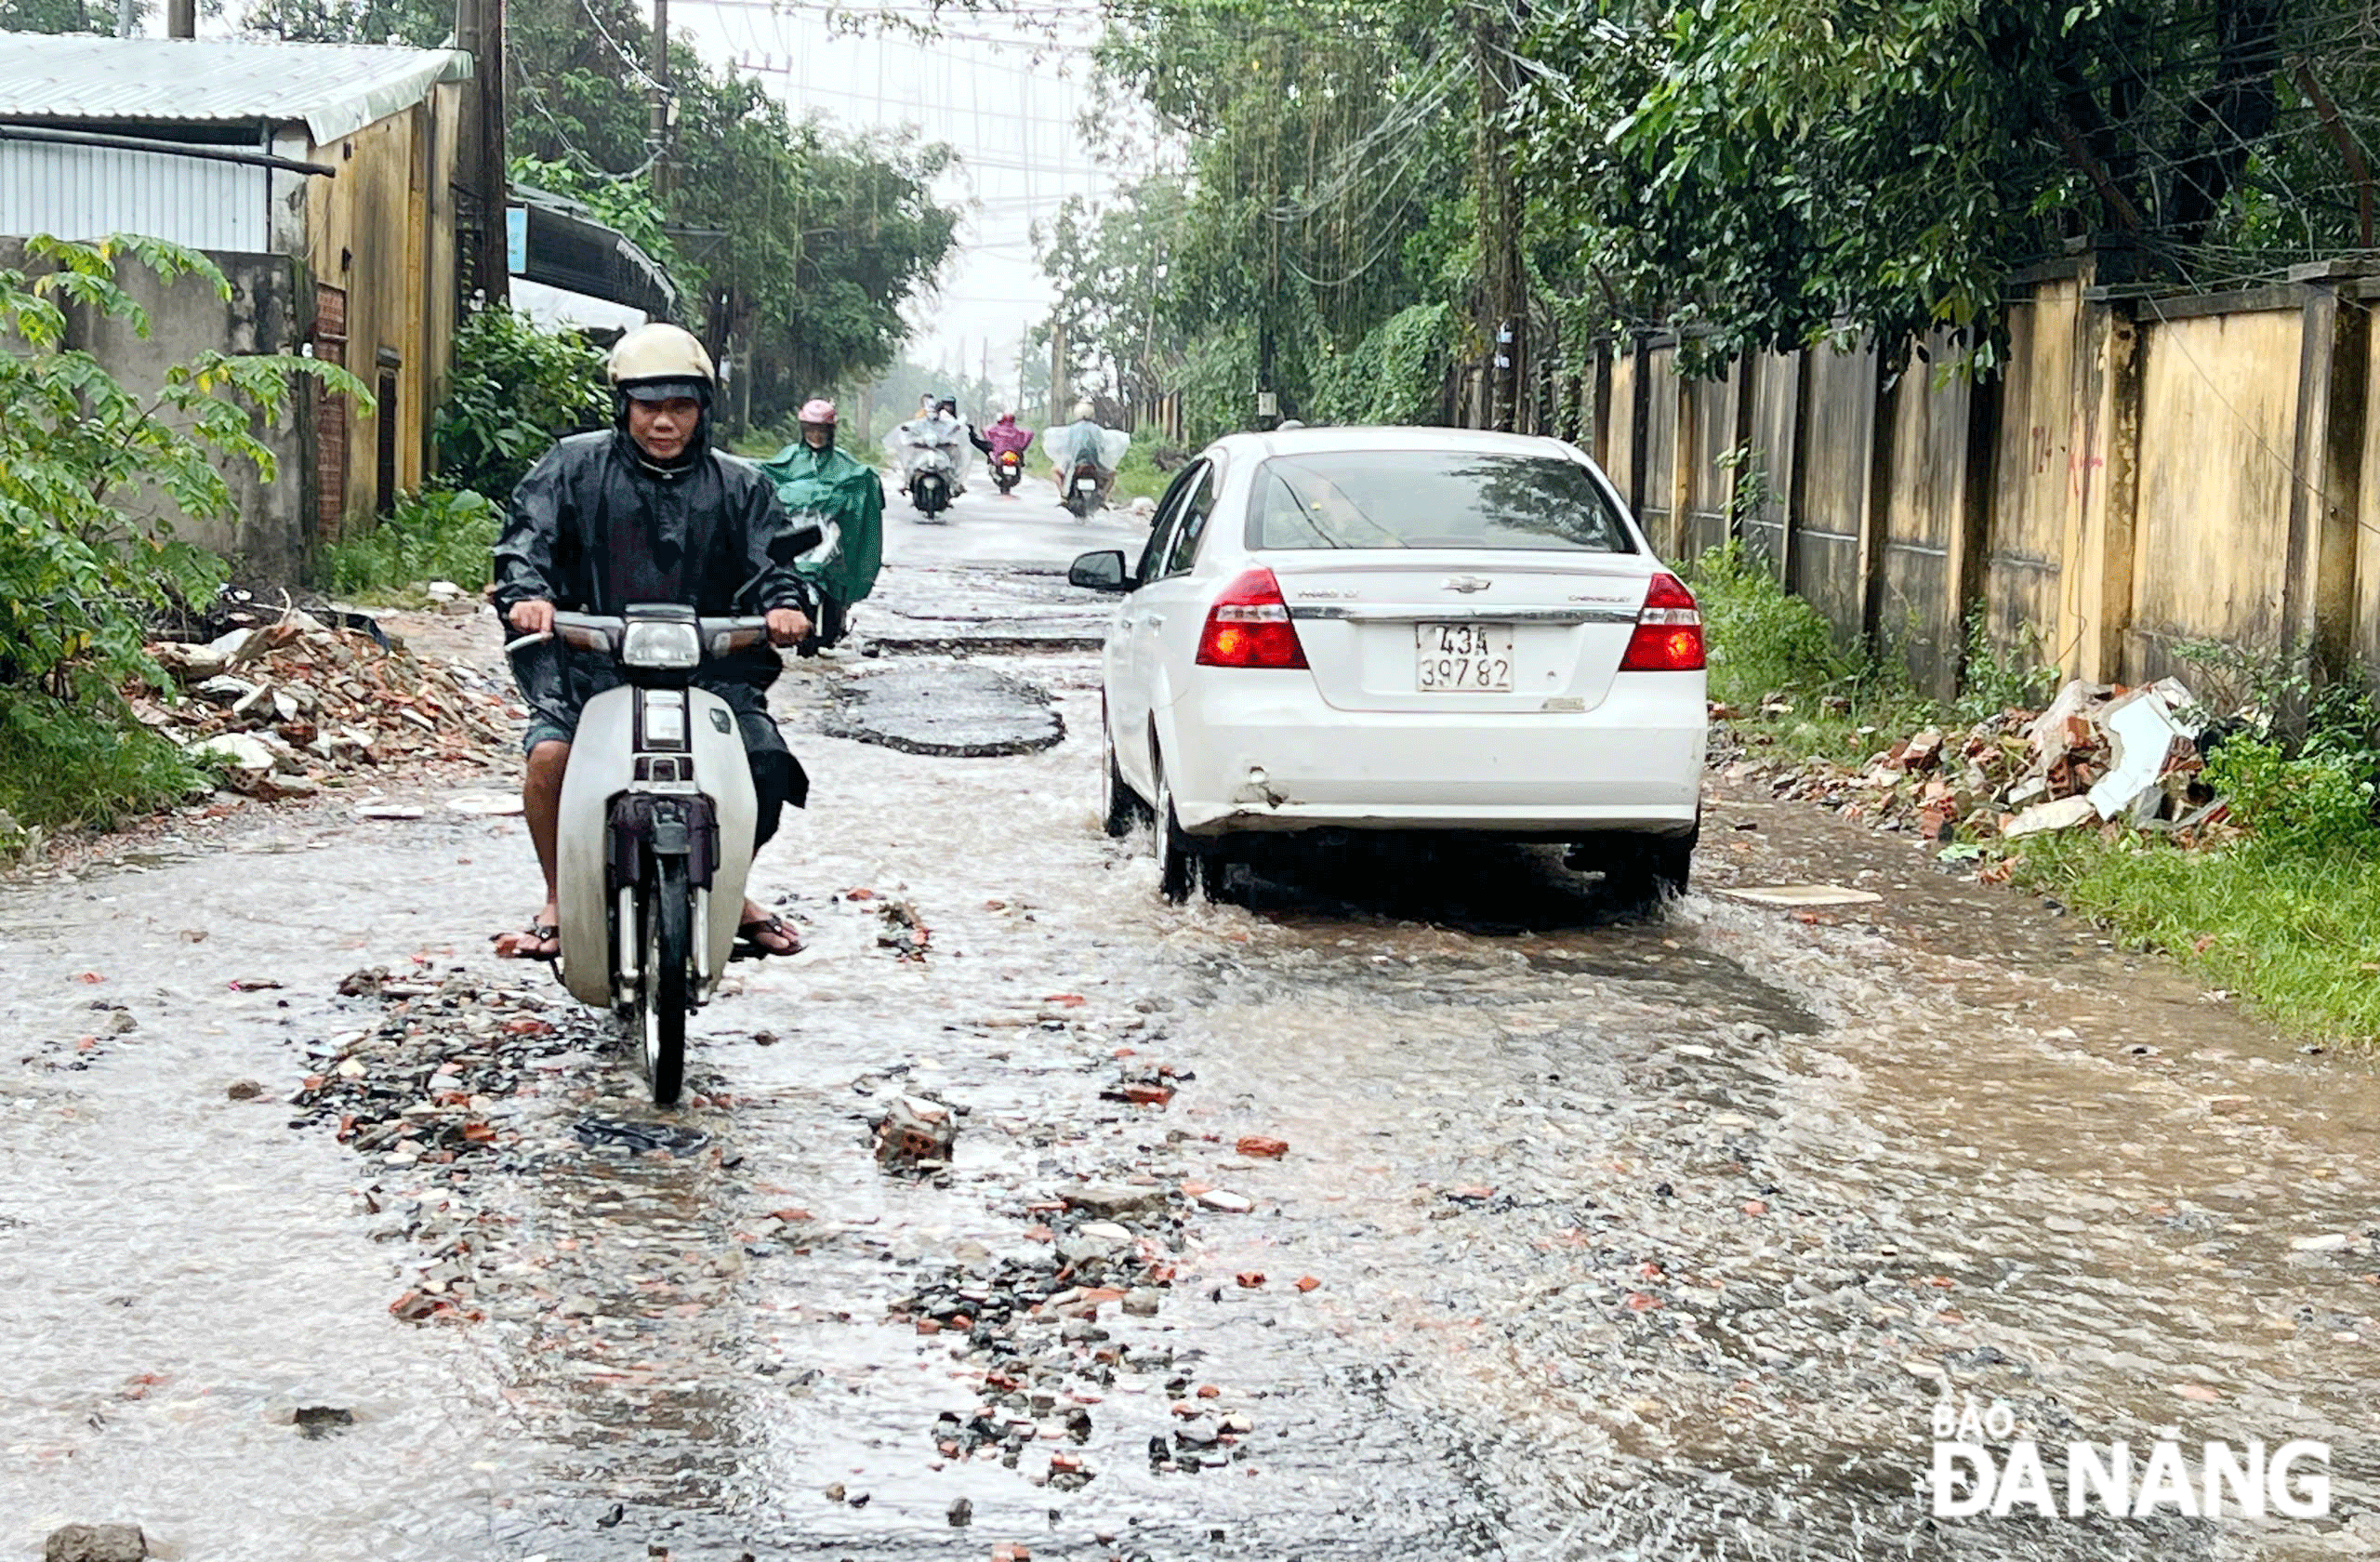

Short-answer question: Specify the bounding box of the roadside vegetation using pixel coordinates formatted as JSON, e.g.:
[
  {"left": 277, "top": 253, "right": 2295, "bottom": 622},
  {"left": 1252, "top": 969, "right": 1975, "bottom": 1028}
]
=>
[
  {"left": 1695, "top": 544, "right": 2380, "bottom": 1045},
  {"left": 0, "top": 236, "right": 367, "bottom": 846},
  {"left": 320, "top": 303, "right": 604, "bottom": 603}
]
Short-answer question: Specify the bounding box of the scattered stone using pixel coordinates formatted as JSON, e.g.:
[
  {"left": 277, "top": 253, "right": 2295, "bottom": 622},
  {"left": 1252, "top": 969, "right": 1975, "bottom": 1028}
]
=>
[
  {"left": 225, "top": 1079, "right": 264, "bottom": 1100},
  {"left": 293, "top": 1404, "right": 353, "bottom": 1437},
  {"left": 2292, "top": 1234, "right": 2353, "bottom": 1252},
  {"left": 1122, "top": 1288, "right": 1162, "bottom": 1317},
  {"left": 947, "top": 1497, "right": 972, "bottom": 1527},
  {"left": 44, "top": 1525, "right": 146, "bottom": 1562},
  {"left": 1236, "top": 1134, "right": 1289, "bottom": 1158},
  {"left": 1197, "top": 1189, "right": 1254, "bottom": 1214},
  {"left": 1064, "top": 1182, "right": 1166, "bottom": 1219}
]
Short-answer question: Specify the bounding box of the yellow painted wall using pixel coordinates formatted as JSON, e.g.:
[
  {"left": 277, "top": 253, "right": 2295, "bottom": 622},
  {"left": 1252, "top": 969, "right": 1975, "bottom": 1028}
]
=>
[
  {"left": 2127, "top": 309, "right": 2301, "bottom": 670},
  {"left": 303, "top": 83, "right": 462, "bottom": 535}
]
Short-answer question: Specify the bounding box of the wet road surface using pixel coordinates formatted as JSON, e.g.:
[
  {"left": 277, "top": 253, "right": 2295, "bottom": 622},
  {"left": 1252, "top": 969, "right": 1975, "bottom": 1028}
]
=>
[{"left": 3, "top": 491, "right": 2377, "bottom": 1560}]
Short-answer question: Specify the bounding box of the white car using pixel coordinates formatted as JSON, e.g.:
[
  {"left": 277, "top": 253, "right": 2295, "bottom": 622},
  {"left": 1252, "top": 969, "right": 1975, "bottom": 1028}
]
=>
[{"left": 1070, "top": 426, "right": 1708, "bottom": 903}]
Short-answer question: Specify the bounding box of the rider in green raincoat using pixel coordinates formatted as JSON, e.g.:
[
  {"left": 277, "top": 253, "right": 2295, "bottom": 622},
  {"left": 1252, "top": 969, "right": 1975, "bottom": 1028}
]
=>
[{"left": 758, "top": 398, "right": 884, "bottom": 652}]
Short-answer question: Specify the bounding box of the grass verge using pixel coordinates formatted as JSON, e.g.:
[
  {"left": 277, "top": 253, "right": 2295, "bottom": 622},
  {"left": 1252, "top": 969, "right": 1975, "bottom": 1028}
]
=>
[
  {"left": 1692, "top": 539, "right": 2380, "bottom": 1044},
  {"left": 318, "top": 489, "right": 499, "bottom": 605},
  {"left": 2011, "top": 830, "right": 2380, "bottom": 1044},
  {"left": 0, "top": 687, "right": 210, "bottom": 844}
]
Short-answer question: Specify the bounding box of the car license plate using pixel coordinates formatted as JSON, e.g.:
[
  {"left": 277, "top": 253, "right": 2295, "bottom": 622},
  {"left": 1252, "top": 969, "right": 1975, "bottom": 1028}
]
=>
[{"left": 1416, "top": 623, "right": 1514, "bottom": 691}]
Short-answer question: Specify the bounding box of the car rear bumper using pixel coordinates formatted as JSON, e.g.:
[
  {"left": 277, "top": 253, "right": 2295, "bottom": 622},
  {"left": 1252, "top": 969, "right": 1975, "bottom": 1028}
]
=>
[{"left": 1162, "top": 671, "right": 1706, "bottom": 836}]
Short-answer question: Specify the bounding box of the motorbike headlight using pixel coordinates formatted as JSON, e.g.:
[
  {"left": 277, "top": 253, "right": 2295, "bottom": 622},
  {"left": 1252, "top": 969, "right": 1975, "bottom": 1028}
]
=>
[{"left": 621, "top": 620, "right": 701, "bottom": 670}]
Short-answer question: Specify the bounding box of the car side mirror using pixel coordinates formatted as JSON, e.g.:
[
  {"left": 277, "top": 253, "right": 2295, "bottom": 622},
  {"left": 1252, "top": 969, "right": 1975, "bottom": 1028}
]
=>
[{"left": 1069, "top": 549, "right": 1131, "bottom": 593}]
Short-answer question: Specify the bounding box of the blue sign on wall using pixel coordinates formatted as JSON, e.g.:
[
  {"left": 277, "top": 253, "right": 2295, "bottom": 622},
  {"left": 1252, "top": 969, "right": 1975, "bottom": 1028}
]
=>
[{"left": 506, "top": 206, "right": 527, "bottom": 275}]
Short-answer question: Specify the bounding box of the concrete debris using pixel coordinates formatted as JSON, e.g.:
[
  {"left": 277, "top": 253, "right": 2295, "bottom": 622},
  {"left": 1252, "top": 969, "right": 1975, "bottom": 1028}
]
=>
[
  {"left": 2002, "top": 794, "right": 2100, "bottom": 839},
  {"left": 1714, "top": 674, "right": 2231, "bottom": 856},
  {"left": 875, "top": 1093, "right": 959, "bottom": 1166},
  {"left": 1715, "top": 885, "right": 1884, "bottom": 907},
  {"left": 135, "top": 616, "right": 515, "bottom": 800}
]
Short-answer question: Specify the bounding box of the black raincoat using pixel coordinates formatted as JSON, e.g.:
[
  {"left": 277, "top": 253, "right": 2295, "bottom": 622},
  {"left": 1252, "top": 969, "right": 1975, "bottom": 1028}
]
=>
[{"left": 494, "top": 430, "right": 817, "bottom": 832}]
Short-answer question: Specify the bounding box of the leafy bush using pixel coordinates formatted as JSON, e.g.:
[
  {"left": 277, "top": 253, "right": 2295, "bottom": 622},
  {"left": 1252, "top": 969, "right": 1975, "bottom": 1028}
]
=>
[
  {"left": 1951, "top": 608, "right": 2061, "bottom": 726},
  {"left": 0, "top": 234, "right": 367, "bottom": 836},
  {"left": 1686, "top": 541, "right": 1847, "bottom": 709},
  {"left": 1310, "top": 303, "right": 1457, "bottom": 427},
  {"left": 0, "top": 688, "right": 203, "bottom": 833},
  {"left": 321, "top": 487, "right": 501, "bottom": 601},
  {"left": 432, "top": 302, "right": 610, "bottom": 501}
]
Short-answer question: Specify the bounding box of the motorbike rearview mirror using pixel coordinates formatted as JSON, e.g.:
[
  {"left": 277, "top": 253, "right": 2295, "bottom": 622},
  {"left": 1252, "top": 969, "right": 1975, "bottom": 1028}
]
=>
[
  {"left": 1069, "top": 549, "right": 1131, "bottom": 593},
  {"left": 782, "top": 523, "right": 825, "bottom": 558}
]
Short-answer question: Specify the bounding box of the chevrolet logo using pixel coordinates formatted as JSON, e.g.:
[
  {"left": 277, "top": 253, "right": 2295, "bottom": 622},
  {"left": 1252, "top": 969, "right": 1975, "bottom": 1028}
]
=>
[{"left": 1442, "top": 576, "right": 1492, "bottom": 593}]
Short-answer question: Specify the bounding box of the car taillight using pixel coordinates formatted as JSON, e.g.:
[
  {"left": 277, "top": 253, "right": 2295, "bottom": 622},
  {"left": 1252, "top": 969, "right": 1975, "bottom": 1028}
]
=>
[
  {"left": 1619, "top": 572, "right": 1705, "bottom": 671},
  {"left": 1196, "top": 567, "right": 1309, "bottom": 669}
]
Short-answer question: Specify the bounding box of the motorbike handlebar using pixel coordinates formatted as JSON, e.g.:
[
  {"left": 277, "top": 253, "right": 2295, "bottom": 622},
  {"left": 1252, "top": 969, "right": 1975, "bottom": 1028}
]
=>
[{"left": 508, "top": 611, "right": 780, "bottom": 660}]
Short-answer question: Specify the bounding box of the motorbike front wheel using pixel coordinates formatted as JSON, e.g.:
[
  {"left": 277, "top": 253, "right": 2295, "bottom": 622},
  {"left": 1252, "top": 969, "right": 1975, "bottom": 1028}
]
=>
[{"left": 640, "top": 857, "right": 691, "bottom": 1105}]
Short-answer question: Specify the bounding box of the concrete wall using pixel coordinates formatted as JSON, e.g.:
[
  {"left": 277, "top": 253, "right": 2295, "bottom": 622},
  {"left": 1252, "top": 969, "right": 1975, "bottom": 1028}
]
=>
[
  {"left": 1559, "top": 258, "right": 2380, "bottom": 696},
  {"left": 0, "top": 237, "right": 317, "bottom": 580}
]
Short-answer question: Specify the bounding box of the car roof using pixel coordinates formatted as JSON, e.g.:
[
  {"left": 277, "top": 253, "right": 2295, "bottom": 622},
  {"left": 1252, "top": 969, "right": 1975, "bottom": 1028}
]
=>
[{"left": 1205, "top": 425, "right": 1585, "bottom": 463}]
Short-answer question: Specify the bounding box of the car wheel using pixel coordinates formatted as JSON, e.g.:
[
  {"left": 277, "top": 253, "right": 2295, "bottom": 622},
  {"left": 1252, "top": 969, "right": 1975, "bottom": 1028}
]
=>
[
  {"left": 1099, "top": 700, "right": 1142, "bottom": 838},
  {"left": 1600, "top": 831, "right": 1696, "bottom": 907},
  {"left": 1151, "top": 756, "right": 1199, "bottom": 905}
]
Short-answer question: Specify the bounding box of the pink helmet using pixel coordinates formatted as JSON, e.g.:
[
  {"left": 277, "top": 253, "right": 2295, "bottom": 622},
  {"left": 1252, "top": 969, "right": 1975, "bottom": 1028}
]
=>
[{"left": 798, "top": 398, "right": 837, "bottom": 426}]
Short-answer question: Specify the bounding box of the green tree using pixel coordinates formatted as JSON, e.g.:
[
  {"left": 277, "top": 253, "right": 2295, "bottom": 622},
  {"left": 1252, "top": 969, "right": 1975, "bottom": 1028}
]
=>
[
  {"left": 1063, "top": 0, "right": 1476, "bottom": 440},
  {"left": 243, "top": 0, "right": 446, "bottom": 46},
  {"left": 1514, "top": 0, "right": 2380, "bottom": 367},
  {"left": 497, "top": 0, "right": 960, "bottom": 428}
]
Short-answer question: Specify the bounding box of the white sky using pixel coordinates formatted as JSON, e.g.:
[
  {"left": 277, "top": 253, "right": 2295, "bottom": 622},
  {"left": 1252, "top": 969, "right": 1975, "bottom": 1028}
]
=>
[
  {"left": 668, "top": 0, "right": 1159, "bottom": 391},
  {"left": 184, "top": 0, "right": 1161, "bottom": 390}
]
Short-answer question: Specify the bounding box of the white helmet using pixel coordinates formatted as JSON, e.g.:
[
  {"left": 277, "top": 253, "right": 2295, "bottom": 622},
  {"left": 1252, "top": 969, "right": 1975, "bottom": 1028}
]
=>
[
  {"left": 609, "top": 324, "right": 715, "bottom": 402},
  {"left": 1072, "top": 399, "right": 1094, "bottom": 420}
]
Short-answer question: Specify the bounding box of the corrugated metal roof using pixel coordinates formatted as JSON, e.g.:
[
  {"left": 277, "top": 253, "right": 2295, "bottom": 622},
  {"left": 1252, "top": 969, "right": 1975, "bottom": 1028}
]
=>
[{"left": 0, "top": 33, "right": 472, "bottom": 145}]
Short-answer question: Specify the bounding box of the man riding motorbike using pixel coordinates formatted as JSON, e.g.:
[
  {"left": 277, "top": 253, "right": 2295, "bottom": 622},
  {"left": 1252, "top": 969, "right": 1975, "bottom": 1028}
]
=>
[
  {"left": 759, "top": 398, "right": 884, "bottom": 654},
  {"left": 492, "top": 323, "right": 810, "bottom": 962},
  {"left": 1046, "top": 400, "right": 1119, "bottom": 511}
]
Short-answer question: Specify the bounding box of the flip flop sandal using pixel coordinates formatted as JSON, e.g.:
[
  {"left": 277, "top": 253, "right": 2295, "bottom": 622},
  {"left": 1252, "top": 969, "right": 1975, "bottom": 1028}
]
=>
[
  {"left": 731, "top": 914, "right": 804, "bottom": 960},
  {"left": 494, "top": 923, "right": 561, "bottom": 961}
]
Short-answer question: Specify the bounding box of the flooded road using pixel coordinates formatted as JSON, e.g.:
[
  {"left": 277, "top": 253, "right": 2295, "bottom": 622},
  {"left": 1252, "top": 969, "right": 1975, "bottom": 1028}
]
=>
[{"left": 4, "top": 496, "right": 2377, "bottom": 1559}]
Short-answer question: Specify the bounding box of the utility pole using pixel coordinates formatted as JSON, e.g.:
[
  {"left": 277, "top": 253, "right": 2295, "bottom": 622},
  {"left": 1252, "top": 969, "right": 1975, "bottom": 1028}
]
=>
[
  {"left": 455, "top": 0, "right": 509, "bottom": 304},
  {"left": 114, "top": 0, "right": 136, "bottom": 37},
  {"left": 1050, "top": 317, "right": 1068, "bottom": 424},
  {"left": 165, "top": 0, "right": 192, "bottom": 35},
  {"left": 1475, "top": 0, "right": 1527, "bottom": 431},
  {"left": 649, "top": 0, "right": 671, "bottom": 201},
  {"left": 1016, "top": 327, "right": 1026, "bottom": 415}
]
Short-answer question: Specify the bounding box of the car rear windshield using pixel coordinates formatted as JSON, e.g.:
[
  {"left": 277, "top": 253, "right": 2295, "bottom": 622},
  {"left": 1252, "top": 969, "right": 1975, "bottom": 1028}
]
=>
[{"left": 1248, "top": 451, "right": 1637, "bottom": 553}]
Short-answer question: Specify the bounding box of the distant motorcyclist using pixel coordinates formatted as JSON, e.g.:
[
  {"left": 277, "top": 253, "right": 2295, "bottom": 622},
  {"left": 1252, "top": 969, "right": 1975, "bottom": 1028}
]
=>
[
  {"left": 894, "top": 398, "right": 969, "bottom": 499},
  {"left": 1047, "top": 400, "right": 1119, "bottom": 510},
  {"left": 760, "top": 398, "right": 884, "bottom": 655},
  {"left": 983, "top": 410, "right": 1034, "bottom": 498},
  {"left": 492, "top": 323, "right": 811, "bottom": 962}
]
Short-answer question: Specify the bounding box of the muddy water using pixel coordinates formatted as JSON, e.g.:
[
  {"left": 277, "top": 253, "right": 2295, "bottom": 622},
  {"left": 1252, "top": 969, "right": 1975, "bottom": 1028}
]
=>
[{"left": 3, "top": 642, "right": 2378, "bottom": 1559}]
